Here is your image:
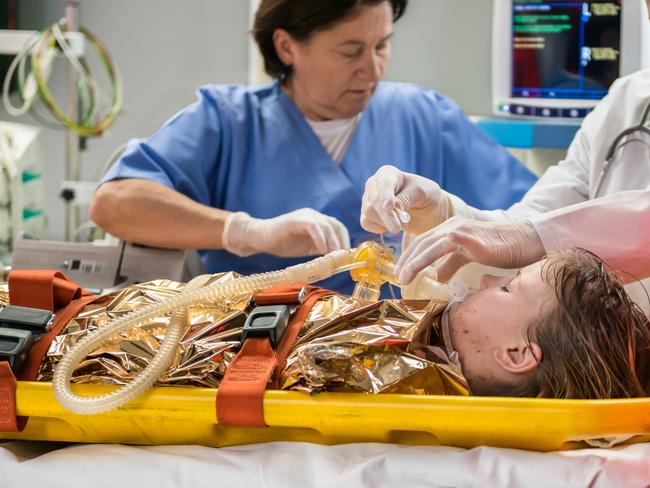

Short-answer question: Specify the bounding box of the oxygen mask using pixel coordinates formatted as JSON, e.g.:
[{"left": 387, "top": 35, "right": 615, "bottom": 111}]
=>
[
  {"left": 447, "top": 275, "right": 474, "bottom": 303},
  {"left": 400, "top": 267, "right": 475, "bottom": 304},
  {"left": 348, "top": 241, "right": 399, "bottom": 302}
]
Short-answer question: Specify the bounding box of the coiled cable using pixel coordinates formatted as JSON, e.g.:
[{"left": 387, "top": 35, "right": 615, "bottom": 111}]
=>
[{"left": 2, "top": 18, "right": 122, "bottom": 136}]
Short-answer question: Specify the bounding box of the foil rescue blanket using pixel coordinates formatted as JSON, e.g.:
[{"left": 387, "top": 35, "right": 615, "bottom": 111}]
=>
[{"left": 0, "top": 276, "right": 468, "bottom": 396}]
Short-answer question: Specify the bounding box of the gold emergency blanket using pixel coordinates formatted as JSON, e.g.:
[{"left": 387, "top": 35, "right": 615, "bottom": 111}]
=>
[
  {"left": 9, "top": 277, "right": 468, "bottom": 396},
  {"left": 281, "top": 295, "right": 468, "bottom": 395}
]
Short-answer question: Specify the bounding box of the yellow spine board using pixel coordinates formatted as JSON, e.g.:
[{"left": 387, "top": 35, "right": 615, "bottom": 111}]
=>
[{"left": 3, "top": 382, "right": 650, "bottom": 451}]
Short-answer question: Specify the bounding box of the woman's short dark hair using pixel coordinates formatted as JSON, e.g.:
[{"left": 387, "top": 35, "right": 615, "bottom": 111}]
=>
[{"left": 252, "top": 0, "right": 408, "bottom": 79}]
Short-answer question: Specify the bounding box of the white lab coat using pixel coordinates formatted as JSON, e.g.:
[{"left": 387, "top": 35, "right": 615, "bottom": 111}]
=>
[
  {"left": 528, "top": 190, "right": 650, "bottom": 281},
  {"left": 454, "top": 69, "right": 650, "bottom": 309},
  {"left": 507, "top": 69, "right": 650, "bottom": 210},
  {"left": 513, "top": 69, "right": 650, "bottom": 274}
]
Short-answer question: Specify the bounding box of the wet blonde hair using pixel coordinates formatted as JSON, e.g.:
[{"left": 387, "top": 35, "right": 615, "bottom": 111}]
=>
[{"left": 515, "top": 249, "right": 650, "bottom": 399}]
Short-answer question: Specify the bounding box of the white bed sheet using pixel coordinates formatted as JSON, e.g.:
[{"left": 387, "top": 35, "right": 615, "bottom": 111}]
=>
[{"left": 1, "top": 441, "right": 650, "bottom": 488}]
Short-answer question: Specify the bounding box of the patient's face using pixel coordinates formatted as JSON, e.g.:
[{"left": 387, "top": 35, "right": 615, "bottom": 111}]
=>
[{"left": 448, "top": 261, "right": 553, "bottom": 394}]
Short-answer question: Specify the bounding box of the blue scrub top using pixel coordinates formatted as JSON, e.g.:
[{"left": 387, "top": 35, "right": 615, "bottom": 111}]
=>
[{"left": 103, "top": 80, "right": 536, "bottom": 294}]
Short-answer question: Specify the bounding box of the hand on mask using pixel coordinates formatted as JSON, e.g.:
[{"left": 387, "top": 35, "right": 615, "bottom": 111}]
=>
[
  {"left": 396, "top": 217, "right": 545, "bottom": 284},
  {"left": 222, "top": 208, "right": 351, "bottom": 258},
  {"left": 360, "top": 165, "right": 454, "bottom": 235}
]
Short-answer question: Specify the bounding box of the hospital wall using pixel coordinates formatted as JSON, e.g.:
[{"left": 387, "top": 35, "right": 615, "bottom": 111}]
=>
[
  {"left": 386, "top": 0, "right": 494, "bottom": 115},
  {"left": 6, "top": 0, "right": 504, "bottom": 241}
]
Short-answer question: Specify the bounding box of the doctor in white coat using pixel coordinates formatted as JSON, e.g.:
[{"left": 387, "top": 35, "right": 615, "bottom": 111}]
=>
[{"left": 361, "top": 0, "right": 650, "bottom": 304}]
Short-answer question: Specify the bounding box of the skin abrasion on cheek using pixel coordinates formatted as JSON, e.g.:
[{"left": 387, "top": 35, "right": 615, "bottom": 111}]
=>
[{"left": 451, "top": 305, "right": 480, "bottom": 349}]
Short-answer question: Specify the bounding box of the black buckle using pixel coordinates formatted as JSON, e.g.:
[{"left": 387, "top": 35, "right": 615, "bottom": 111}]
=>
[
  {"left": 0, "top": 328, "right": 34, "bottom": 371},
  {"left": 241, "top": 305, "right": 290, "bottom": 347},
  {"left": 0, "top": 305, "right": 53, "bottom": 335},
  {"left": 0, "top": 305, "right": 54, "bottom": 372}
]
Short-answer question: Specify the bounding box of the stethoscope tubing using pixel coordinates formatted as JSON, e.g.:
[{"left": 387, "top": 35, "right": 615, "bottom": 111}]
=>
[{"left": 593, "top": 98, "right": 650, "bottom": 198}]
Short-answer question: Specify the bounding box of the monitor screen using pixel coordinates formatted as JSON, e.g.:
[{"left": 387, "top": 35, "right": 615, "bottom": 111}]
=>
[{"left": 511, "top": 0, "right": 622, "bottom": 101}]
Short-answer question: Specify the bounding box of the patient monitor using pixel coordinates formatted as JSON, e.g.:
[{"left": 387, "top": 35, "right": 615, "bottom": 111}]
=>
[{"left": 493, "top": 0, "right": 649, "bottom": 119}]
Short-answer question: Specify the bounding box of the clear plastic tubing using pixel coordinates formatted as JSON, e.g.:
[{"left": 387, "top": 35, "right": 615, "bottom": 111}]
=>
[{"left": 52, "top": 249, "right": 357, "bottom": 415}]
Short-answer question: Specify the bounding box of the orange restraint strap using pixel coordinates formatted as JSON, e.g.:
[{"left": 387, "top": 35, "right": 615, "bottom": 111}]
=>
[
  {"left": 0, "top": 270, "right": 95, "bottom": 432},
  {"left": 9, "top": 270, "right": 91, "bottom": 312},
  {"left": 216, "top": 285, "right": 334, "bottom": 428},
  {"left": 0, "top": 362, "right": 26, "bottom": 432}
]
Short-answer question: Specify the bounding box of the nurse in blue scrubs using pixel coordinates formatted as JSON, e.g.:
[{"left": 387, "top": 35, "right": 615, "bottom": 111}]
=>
[{"left": 90, "top": 0, "right": 536, "bottom": 294}]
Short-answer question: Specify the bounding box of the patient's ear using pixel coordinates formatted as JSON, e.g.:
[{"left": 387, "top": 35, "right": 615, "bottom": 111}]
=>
[{"left": 494, "top": 342, "right": 542, "bottom": 374}]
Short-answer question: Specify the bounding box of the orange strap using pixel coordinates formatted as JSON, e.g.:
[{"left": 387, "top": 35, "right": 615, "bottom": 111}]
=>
[
  {"left": 217, "top": 285, "right": 334, "bottom": 427},
  {"left": 1, "top": 270, "right": 96, "bottom": 432},
  {"left": 253, "top": 289, "right": 304, "bottom": 306},
  {"left": 16, "top": 295, "right": 99, "bottom": 380},
  {"left": 272, "top": 287, "right": 335, "bottom": 382},
  {"left": 0, "top": 362, "right": 26, "bottom": 432},
  {"left": 9, "top": 270, "right": 90, "bottom": 312},
  {"left": 216, "top": 337, "right": 278, "bottom": 428}
]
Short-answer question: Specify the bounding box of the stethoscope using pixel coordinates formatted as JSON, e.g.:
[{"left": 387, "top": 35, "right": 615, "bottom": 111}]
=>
[{"left": 593, "top": 98, "right": 650, "bottom": 198}]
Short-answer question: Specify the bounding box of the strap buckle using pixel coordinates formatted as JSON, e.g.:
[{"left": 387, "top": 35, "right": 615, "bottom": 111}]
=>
[
  {"left": 241, "top": 305, "right": 290, "bottom": 347},
  {"left": 0, "top": 328, "right": 34, "bottom": 371},
  {"left": 0, "top": 305, "right": 54, "bottom": 372},
  {"left": 0, "top": 305, "right": 54, "bottom": 335}
]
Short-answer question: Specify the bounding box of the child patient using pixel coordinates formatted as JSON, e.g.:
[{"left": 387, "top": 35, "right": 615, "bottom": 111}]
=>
[
  {"left": 285, "top": 248, "right": 650, "bottom": 399},
  {"left": 440, "top": 247, "right": 650, "bottom": 398},
  {"left": 38, "top": 248, "right": 650, "bottom": 400}
]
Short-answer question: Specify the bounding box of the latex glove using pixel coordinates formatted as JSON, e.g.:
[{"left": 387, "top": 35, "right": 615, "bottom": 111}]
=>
[
  {"left": 222, "top": 208, "right": 350, "bottom": 258},
  {"left": 361, "top": 165, "right": 454, "bottom": 235},
  {"left": 396, "top": 217, "right": 545, "bottom": 284}
]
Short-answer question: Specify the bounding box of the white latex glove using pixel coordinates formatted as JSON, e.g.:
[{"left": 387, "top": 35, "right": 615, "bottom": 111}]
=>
[
  {"left": 396, "top": 217, "right": 545, "bottom": 284},
  {"left": 360, "top": 165, "right": 454, "bottom": 235},
  {"left": 222, "top": 208, "right": 351, "bottom": 258}
]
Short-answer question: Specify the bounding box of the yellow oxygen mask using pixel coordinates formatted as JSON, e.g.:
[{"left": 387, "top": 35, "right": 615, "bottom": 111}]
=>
[
  {"left": 348, "top": 241, "right": 400, "bottom": 302},
  {"left": 346, "top": 241, "right": 455, "bottom": 303}
]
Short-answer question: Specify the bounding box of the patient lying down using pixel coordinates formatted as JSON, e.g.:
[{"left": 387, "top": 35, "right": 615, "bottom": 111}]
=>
[
  {"left": 38, "top": 248, "right": 650, "bottom": 400},
  {"left": 447, "top": 248, "right": 650, "bottom": 399},
  {"left": 284, "top": 248, "right": 650, "bottom": 399}
]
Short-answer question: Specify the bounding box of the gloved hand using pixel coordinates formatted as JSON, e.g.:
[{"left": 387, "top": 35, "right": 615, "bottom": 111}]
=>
[
  {"left": 396, "top": 217, "right": 545, "bottom": 284},
  {"left": 360, "top": 165, "right": 454, "bottom": 235},
  {"left": 222, "top": 208, "right": 351, "bottom": 258}
]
